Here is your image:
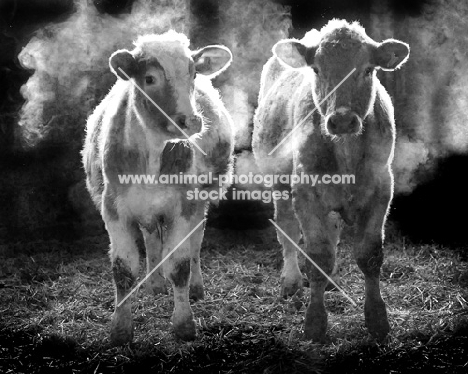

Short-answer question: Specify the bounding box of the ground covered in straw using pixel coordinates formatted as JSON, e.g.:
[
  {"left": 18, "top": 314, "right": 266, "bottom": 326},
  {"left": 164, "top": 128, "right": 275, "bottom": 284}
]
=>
[{"left": 0, "top": 227, "right": 467, "bottom": 373}]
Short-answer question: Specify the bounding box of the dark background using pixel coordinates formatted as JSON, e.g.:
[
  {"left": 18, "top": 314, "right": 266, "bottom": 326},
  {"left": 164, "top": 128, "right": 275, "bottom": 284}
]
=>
[{"left": 0, "top": 0, "right": 467, "bottom": 246}]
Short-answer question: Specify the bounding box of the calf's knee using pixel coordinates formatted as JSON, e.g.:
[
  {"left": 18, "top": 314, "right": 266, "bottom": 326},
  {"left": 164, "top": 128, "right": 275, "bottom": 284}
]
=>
[
  {"left": 305, "top": 250, "right": 335, "bottom": 284},
  {"left": 356, "top": 254, "right": 384, "bottom": 278},
  {"left": 113, "top": 257, "right": 136, "bottom": 294}
]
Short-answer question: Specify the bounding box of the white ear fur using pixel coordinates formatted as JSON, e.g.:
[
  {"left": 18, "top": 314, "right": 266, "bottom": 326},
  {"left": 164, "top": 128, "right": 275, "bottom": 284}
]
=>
[
  {"left": 272, "top": 39, "right": 308, "bottom": 69},
  {"left": 109, "top": 49, "right": 138, "bottom": 80},
  {"left": 192, "top": 45, "right": 233, "bottom": 78},
  {"left": 374, "top": 39, "right": 410, "bottom": 71}
]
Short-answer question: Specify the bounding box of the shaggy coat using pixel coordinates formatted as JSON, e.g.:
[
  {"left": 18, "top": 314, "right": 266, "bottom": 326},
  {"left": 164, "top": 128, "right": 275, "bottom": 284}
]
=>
[
  {"left": 253, "top": 20, "right": 409, "bottom": 341},
  {"left": 82, "top": 31, "right": 233, "bottom": 345}
]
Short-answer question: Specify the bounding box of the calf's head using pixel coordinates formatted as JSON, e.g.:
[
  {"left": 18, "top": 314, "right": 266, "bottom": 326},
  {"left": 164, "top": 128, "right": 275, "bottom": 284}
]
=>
[
  {"left": 109, "top": 31, "right": 232, "bottom": 135},
  {"left": 273, "top": 20, "right": 409, "bottom": 137}
]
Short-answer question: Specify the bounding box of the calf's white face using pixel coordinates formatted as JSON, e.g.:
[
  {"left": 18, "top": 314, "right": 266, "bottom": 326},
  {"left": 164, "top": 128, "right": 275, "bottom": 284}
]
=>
[{"left": 109, "top": 32, "right": 232, "bottom": 135}]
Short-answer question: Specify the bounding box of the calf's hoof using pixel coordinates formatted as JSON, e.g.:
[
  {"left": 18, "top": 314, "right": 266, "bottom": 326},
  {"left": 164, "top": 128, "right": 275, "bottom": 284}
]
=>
[
  {"left": 304, "top": 303, "right": 328, "bottom": 342},
  {"left": 173, "top": 319, "right": 197, "bottom": 341},
  {"left": 367, "top": 318, "right": 390, "bottom": 342},
  {"left": 365, "top": 299, "right": 390, "bottom": 342},
  {"left": 280, "top": 275, "right": 303, "bottom": 298},
  {"left": 110, "top": 315, "right": 134, "bottom": 346},
  {"left": 189, "top": 283, "right": 205, "bottom": 302}
]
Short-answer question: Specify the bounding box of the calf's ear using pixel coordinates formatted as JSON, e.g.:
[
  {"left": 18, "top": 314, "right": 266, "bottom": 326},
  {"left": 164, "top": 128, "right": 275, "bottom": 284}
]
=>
[
  {"left": 273, "top": 39, "right": 310, "bottom": 68},
  {"left": 374, "top": 39, "right": 410, "bottom": 71},
  {"left": 109, "top": 49, "right": 138, "bottom": 80},
  {"left": 192, "top": 45, "right": 232, "bottom": 78}
]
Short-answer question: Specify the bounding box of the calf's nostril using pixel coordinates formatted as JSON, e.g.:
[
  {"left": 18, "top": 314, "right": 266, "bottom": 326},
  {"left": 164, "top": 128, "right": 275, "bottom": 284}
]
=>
[
  {"left": 176, "top": 116, "right": 186, "bottom": 128},
  {"left": 350, "top": 117, "right": 361, "bottom": 133}
]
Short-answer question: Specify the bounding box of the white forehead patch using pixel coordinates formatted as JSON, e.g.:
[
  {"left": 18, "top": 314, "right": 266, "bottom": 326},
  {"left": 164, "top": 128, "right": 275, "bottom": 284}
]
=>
[
  {"left": 336, "top": 106, "right": 350, "bottom": 114},
  {"left": 134, "top": 31, "right": 191, "bottom": 82}
]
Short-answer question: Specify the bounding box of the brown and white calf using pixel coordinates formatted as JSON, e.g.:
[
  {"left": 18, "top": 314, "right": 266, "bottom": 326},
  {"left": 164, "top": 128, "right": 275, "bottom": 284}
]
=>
[
  {"left": 253, "top": 20, "right": 409, "bottom": 341},
  {"left": 82, "top": 31, "right": 233, "bottom": 345}
]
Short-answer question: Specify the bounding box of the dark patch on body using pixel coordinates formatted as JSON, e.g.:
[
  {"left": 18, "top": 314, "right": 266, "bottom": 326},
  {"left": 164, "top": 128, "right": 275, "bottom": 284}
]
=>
[
  {"left": 160, "top": 140, "right": 194, "bottom": 175},
  {"left": 170, "top": 259, "right": 191, "bottom": 288},
  {"left": 181, "top": 199, "right": 198, "bottom": 219},
  {"left": 117, "top": 147, "right": 148, "bottom": 176},
  {"left": 112, "top": 257, "right": 135, "bottom": 292},
  {"left": 139, "top": 214, "right": 165, "bottom": 235},
  {"left": 106, "top": 140, "right": 148, "bottom": 185},
  {"left": 103, "top": 94, "right": 149, "bottom": 184}
]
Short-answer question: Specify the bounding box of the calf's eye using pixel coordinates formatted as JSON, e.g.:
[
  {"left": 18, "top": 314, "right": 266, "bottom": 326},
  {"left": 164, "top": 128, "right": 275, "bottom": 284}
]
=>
[
  {"left": 365, "top": 67, "right": 374, "bottom": 76},
  {"left": 145, "top": 76, "right": 156, "bottom": 85},
  {"left": 313, "top": 67, "right": 319, "bottom": 76}
]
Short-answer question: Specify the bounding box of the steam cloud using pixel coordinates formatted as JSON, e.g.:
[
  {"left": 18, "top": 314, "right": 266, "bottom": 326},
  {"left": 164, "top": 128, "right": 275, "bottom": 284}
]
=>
[
  {"left": 17, "top": 0, "right": 291, "bottom": 153},
  {"left": 218, "top": 0, "right": 291, "bottom": 149},
  {"left": 373, "top": 0, "right": 468, "bottom": 194},
  {"left": 18, "top": 0, "right": 465, "bottom": 197},
  {"left": 16, "top": 0, "right": 292, "bottom": 215},
  {"left": 18, "top": 0, "right": 188, "bottom": 147}
]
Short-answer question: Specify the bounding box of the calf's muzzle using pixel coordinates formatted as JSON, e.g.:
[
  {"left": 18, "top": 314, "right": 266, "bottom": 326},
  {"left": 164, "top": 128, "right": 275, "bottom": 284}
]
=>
[
  {"left": 326, "top": 110, "right": 362, "bottom": 135},
  {"left": 168, "top": 114, "right": 203, "bottom": 136}
]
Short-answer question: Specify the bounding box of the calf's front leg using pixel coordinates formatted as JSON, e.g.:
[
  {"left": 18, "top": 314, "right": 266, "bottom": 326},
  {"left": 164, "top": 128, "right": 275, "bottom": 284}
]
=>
[
  {"left": 188, "top": 202, "right": 207, "bottom": 301},
  {"left": 164, "top": 216, "right": 196, "bottom": 340},
  {"left": 293, "top": 184, "right": 342, "bottom": 341},
  {"left": 106, "top": 215, "right": 140, "bottom": 346},
  {"left": 275, "top": 195, "right": 303, "bottom": 298},
  {"left": 353, "top": 186, "right": 392, "bottom": 341},
  {"left": 142, "top": 228, "right": 167, "bottom": 295},
  {"left": 298, "top": 211, "right": 341, "bottom": 342}
]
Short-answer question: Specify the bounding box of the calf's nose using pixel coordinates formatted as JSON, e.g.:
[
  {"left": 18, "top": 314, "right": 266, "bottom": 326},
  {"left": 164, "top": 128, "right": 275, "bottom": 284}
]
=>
[
  {"left": 168, "top": 114, "right": 202, "bottom": 136},
  {"left": 326, "top": 111, "right": 362, "bottom": 135}
]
